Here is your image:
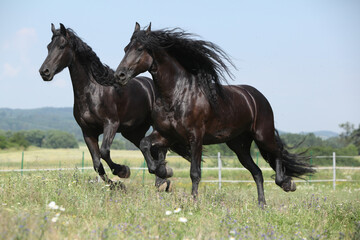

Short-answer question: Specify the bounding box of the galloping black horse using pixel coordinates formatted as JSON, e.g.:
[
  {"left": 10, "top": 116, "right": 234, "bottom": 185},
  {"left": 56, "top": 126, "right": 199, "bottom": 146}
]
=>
[
  {"left": 112, "top": 23, "right": 315, "bottom": 206},
  {"left": 39, "top": 23, "right": 186, "bottom": 190}
]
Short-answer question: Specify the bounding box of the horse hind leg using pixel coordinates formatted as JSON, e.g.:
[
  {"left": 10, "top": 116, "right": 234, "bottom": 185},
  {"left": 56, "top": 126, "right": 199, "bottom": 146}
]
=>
[
  {"left": 256, "top": 136, "right": 296, "bottom": 192},
  {"left": 226, "top": 135, "right": 266, "bottom": 207}
]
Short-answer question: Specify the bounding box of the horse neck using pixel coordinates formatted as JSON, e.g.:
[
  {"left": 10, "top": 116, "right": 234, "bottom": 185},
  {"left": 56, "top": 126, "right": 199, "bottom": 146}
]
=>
[
  {"left": 150, "top": 51, "right": 195, "bottom": 103},
  {"left": 68, "top": 55, "right": 98, "bottom": 100}
]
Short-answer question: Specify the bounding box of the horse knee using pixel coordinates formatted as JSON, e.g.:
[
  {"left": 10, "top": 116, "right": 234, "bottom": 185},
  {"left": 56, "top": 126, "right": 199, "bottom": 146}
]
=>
[
  {"left": 140, "top": 138, "right": 151, "bottom": 152},
  {"left": 100, "top": 147, "right": 110, "bottom": 159}
]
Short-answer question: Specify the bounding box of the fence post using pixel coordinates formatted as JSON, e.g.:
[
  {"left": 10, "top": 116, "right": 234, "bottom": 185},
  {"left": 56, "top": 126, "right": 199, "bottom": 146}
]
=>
[
  {"left": 142, "top": 159, "right": 146, "bottom": 186},
  {"left": 82, "top": 151, "right": 84, "bottom": 172},
  {"left": 333, "top": 152, "right": 336, "bottom": 190},
  {"left": 218, "top": 152, "right": 222, "bottom": 189},
  {"left": 21, "top": 151, "right": 24, "bottom": 176},
  {"left": 309, "top": 151, "right": 313, "bottom": 184}
]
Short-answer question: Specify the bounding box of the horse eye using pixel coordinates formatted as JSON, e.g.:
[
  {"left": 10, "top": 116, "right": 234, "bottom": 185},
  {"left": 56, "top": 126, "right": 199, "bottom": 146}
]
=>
[
  {"left": 59, "top": 45, "right": 65, "bottom": 50},
  {"left": 137, "top": 47, "right": 144, "bottom": 52}
]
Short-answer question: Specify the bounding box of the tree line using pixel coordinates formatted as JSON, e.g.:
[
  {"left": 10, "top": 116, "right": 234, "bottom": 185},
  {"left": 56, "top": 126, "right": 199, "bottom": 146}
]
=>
[
  {"left": 0, "top": 130, "right": 79, "bottom": 149},
  {"left": 203, "top": 122, "right": 360, "bottom": 157},
  {"left": 1, "top": 122, "right": 359, "bottom": 160}
]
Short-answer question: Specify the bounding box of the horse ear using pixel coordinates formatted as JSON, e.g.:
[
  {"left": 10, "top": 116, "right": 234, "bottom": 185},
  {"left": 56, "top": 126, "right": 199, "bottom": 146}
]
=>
[
  {"left": 146, "top": 22, "right": 151, "bottom": 35},
  {"left": 60, "top": 23, "right": 66, "bottom": 36},
  {"left": 51, "top": 23, "right": 55, "bottom": 34},
  {"left": 134, "top": 22, "right": 140, "bottom": 32}
]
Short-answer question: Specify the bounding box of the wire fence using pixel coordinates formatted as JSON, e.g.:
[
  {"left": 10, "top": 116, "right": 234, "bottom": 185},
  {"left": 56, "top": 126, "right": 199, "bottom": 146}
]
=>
[{"left": 1, "top": 151, "right": 359, "bottom": 190}]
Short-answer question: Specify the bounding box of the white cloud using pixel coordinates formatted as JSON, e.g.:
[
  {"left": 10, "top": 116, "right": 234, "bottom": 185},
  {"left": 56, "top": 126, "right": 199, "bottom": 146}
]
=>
[
  {"left": 15, "top": 28, "right": 37, "bottom": 51},
  {"left": 1, "top": 28, "right": 38, "bottom": 64},
  {"left": 3, "top": 63, "right": 20, "bottom": 77}
]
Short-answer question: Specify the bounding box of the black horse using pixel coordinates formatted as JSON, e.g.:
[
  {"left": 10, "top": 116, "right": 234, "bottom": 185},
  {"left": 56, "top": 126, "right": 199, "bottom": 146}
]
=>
[
  {"left": 112, "top": 23, "right": 315, "bottom": 206},
  {"left": 39, "top": 23, "right": 185, "bottom": 190}
]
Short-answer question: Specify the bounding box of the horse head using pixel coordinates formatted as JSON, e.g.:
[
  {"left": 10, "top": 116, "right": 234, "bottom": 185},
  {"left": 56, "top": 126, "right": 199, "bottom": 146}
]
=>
[
  {"left": 115, "top": 22, "right": 154, "bottom": 85},
  {"left": 39, "top": 23, "right": 74, "bottom": 81}
]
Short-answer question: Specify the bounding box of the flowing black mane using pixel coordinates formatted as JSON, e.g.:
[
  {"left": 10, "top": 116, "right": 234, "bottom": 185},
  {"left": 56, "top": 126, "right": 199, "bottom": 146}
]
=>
[
  {"left": 53, "top": 28, "right": 115, "bottom": 86},
  {"left": 132, "top": 28, "right": 236, "bottom": 104}
]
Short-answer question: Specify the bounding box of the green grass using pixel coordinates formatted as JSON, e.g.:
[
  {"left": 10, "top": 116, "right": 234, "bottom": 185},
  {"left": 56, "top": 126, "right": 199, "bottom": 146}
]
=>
[
  {"left": 0, "top": 170, "right": 359, "bottom": 239},
  {"left": 0, "top": 148, "right": 360, "bottom": 239}
]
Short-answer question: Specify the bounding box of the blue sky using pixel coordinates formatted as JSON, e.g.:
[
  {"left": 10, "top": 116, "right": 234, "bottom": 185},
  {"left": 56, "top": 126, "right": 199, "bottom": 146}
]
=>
[{"left": 0, "top": 0, "right": 359, "bottom": 133}]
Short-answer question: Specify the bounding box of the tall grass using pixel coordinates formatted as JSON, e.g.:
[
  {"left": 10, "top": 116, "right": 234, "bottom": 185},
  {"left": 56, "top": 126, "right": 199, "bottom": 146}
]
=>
[
  {"left": 0, "top": 169, "right": 359, "bottom": 239},
  {"left": 1, "top": 149, "right": 360, "bottom": 239}
]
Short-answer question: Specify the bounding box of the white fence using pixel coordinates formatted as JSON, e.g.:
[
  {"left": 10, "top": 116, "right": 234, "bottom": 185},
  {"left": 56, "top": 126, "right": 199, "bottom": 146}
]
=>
[
  {"left": 201, "top": 152, "right": 360, "bottom": 190},
  {"left": 1, "top": 152, "right": 359, "bottom": 190}
]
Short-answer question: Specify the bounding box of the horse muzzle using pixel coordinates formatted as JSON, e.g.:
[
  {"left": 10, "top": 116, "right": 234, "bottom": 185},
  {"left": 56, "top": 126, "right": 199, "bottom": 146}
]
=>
[
  {"left": 39, "top": 67, "right": 54, "bottom": 81},
  {"left": 114, "top": 69, "right": 132, "bottom": 86}
]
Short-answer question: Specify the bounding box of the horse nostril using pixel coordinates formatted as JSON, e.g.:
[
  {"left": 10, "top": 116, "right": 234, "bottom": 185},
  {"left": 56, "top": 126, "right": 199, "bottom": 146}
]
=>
[
  {"left": 119, "top": 73, "right": 126, "bottom": 80},
  {"left": 40, "top": 68, "right": 50, "bottom": 76},
  {"left": 115, "top": 72, "right": 126, "bottom": 80}
]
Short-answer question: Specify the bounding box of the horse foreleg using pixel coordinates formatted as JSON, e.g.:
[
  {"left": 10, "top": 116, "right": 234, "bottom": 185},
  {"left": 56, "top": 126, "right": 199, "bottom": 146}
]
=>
[
  {"left": 83, "top": 132, "right": 111, "bottom": 184},
  {"left": 140, "top": 131, "right": 173, "bottom": 179},
  {"left": 101, "top": 122, "right": 130, "bottom": 178}
]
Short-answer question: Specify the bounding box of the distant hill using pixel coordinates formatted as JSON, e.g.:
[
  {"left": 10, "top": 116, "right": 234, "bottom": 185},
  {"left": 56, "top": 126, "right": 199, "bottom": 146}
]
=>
[
  {"left": 299, "top": 130, "right": 339, "bottom": 139},
  {"left": 0, "top": 107, "right": 82, "bottom": 139},
  {"left": 0, "top": 107, "right": 339, "bottom": 140}
]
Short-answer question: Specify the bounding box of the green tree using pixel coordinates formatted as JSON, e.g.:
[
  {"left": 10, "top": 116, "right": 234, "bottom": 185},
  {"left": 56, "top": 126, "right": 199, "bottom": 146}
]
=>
[
  {"left": 339, "top": 122, "right": 355, "bottom": 144},
  {"left": 0, "top": 134, "right": 8, "bottom": 149},
  {"left": 24, "top": 130, "right": 47, "bottom": 147},
  {"left": 42, "top": 131, "right": 79, "bottom": 149},
  {"left": 111, "top": 139, "right": 126, "bottom": 150},
  {"left": 8, "top": 132, "right": 30, "bottom": 149},
  {"left": 339, "top": 122, "right": 360, "bottom": 154}
]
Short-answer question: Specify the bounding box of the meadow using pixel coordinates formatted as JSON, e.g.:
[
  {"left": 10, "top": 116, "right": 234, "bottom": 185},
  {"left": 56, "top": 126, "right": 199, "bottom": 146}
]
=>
[{"left": 0, "top": 148, "right": 359, "bottom": 239}]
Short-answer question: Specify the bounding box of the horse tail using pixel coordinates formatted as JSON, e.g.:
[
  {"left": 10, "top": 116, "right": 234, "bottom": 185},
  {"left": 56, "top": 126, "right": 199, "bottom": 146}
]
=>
[{"left": 273, "top": 129, "right": 316, "bottom": 178}]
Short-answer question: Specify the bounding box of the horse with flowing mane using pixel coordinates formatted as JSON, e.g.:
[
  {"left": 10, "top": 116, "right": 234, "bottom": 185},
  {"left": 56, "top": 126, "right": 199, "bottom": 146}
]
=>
[
  {"left": 110, "top": 23, "right": 315, "bottom": 206},
  {"left": 39, "top": 23, "right": 189, "bottom": 190}
]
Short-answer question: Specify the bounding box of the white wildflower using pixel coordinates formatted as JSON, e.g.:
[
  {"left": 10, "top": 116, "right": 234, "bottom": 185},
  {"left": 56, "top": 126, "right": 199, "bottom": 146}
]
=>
[
  {"left": 59, "top": 206, "right": 65, "bottom": 212},
  {"left": 51, "top": 216, "right": 58, "bottom": 223},
  {"left": 48, "top": 201, "right": 59, "bottom": 210},
  {"left": 178, "top": 217, "right": 188, "bottom": 223},
  {"left": 174, "top": 208, "right": 181, "bottom": 213},
  {"left": 165, "top": 210, "right": 172, "bottom": 215}
]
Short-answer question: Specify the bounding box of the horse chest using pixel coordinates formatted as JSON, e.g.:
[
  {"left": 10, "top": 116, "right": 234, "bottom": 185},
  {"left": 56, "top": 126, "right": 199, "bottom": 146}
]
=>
[
  {"left": 74, "top": 103, "right": 103, "bottom": 128},
  {"left": 153, "top": 103, "right": 180, "bottom": 132}
]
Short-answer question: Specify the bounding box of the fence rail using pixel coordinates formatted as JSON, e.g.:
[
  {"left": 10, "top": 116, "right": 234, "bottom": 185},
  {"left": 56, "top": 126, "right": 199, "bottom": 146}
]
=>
[{"left": 0, "top": 152, "right": 359, "bottom": 190}]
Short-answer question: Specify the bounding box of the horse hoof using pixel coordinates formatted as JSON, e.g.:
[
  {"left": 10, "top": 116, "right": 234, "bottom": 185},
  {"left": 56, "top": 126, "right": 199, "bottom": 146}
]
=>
[
  {"left": 118, "top": 166, "right": 131, "bottom": 178},
  {"left": 282, "top": 180, "right": 296, "bottom": 192},
  {"left": 165, "top": 180, "right": 173, "bottom": 192},
  {"left": 258, "top": 201, "right": 266, "bottom": 209},
  {"left": 156, "top": 165, "right": 173, "bottom": 179},
  {"left": 165, "top": 166, "right": 173, "bottom": 178},
  {"left": 290, "top": 180, "right": 296, "bottom": 192}
]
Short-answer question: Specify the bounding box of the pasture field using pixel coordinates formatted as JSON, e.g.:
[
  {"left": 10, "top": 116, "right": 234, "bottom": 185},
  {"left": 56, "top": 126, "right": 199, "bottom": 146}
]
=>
[{"left": 0, "top": 148, "right": 360, "bottom": 239}]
